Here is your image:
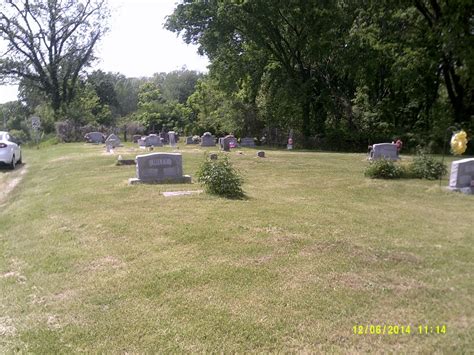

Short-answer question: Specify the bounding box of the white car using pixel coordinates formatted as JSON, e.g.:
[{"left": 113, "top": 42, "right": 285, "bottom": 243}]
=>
[{"left": 0, "top": 131, "right": 22, "bottom": 169}]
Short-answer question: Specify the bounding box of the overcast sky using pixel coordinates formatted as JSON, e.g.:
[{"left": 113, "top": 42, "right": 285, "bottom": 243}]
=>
[{"left": 0, "top": 0, "right": 209, "bottom": 104}]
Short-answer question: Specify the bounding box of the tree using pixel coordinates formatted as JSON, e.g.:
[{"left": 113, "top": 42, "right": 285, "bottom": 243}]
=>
[
  {"left": 166, "top": 0, "right": 347, "bottom": 139},
  {"left": 0, "top": 0, "right": 110, "bottom": 115},
  {"left": 135, "top": 82, "right": 165, "bottom": 132},
  {"left": 155, "top": 68, "right": 203, "bottom": 104},
  {"left": 412, "top": 0, "right": 473, "bottom": 124}
]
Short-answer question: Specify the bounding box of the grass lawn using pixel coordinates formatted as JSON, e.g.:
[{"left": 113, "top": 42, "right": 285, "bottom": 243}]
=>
[{"left": 0, "top": 142, "right": 472, "bottom": 352}]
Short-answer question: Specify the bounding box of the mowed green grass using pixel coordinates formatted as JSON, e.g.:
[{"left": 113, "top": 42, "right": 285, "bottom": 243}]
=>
[{"left": 0, "top": 142, "right": 472, "bottom": 352}]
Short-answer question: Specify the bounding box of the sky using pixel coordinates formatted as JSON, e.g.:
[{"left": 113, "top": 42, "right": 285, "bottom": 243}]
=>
[{"left": 0, "top": 0, "right": 209, "bottom": 104}]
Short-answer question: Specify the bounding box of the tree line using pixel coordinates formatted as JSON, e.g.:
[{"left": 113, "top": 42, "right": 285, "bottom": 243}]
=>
[
  {"left": 1, "top": 0, "right": 472, "bottom": 152},
  {"left": 166, "top": 0, "right": 473, "bottom": 151}
]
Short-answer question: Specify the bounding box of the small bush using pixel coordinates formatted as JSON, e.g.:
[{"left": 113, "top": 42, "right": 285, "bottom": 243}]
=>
[
  {"left": 196, "top": 153, "right": 244, "bottom": 198},
  {"left": 365, "top": 159, "right": 403, "bottom": 179},
  {"left": 410, "top": 154, "right": 447, "bottom": 180}
]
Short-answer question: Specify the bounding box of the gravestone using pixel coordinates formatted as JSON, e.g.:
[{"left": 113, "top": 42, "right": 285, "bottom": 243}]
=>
[
  {"left": 105, "top": 133, "right": 121, "bottom": 148},
  {"left": 117, "top": 155, "right": 135, "bottom": 166},
  {"left": 221, "top": 135, "right": 236, "bottom": 152},
  {"left": 159, "top": 132, "right": 168, "bottom": 144},
  {"left": 145, "top": 134, "right": 162, "bottom": 147},
  {"left": 370, "top": 143, "right": 398, "bottom": 161},
  {"left": 240, "top": 137, "right": 255, "bottom": 147},
  {"left": 448, "top": 158, "right": 474, "bottom": 194},
  {"left": 186, "top": 136, "right": 194, "bottom": 144},
  {"left": 84, "top": 132, "right": 104, "bottom": 144},
  {"left": 129, "top": 153, "right": 191, "bottom": 184},
  {"left": 257, "top": 151, "right": 265, "bottom": 158},
  {"left": 169, "top": 131, "right": 177, "bottom": 148},
  {"left": 201, "top": 132, "right": 215, "bottom": 147},
  {"left": 138, "top": 137, "right": 146, "bottom": 148},
  {"left": 132, "top": 134, "right": 142, "bottom": 143}
]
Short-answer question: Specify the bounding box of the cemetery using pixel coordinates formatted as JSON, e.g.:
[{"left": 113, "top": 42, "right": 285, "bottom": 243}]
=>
[
  {"left": 0, "top": 0, "right": 472, "bottom": 352},
  {"left": 0, "top": 140, "right": 472, "bottom": 353}
]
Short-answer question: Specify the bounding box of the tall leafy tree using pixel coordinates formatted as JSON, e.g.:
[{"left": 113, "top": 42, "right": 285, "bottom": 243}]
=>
[
  {"left": 0, "top": 0, "right": 110, "bottom": 114},
  {"left": 412, "top": 0, "right": 473, "bottom": 124},
  {"left": 166, "top": 0, "right": 350, "bottom": 138}
]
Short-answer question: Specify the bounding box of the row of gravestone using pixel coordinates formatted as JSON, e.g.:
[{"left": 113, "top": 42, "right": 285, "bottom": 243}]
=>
[
  {"left": 116, "top": 142, "right": 474, "bottom": 196},
  {"left": 85, "top": 132, "right": 122, "bottom": 151},
  {"left": 194, "top": 132, "right": 256, "bottom": 148},
  {"left": 133, "top": 131, "right": 179, "bottom": 146},
  {"left": 136, "top": 132, "right": 177, "bottom": 148},
  {"left": 86, "top": 131, "right": 256, "bottom": 149}
]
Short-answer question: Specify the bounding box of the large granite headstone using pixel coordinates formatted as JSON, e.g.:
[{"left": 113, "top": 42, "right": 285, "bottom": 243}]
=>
[
  {"left": 240, "top": 137, "right": 255, "bottom": 147},
  {"left": 129, "top": 153, "right": 191, "bottom": 184},
  {"left": 145, "top": 134, "right": 163, "bottom": 147},
  {"left": 84, "top": 132, "right": 104, "bottom": 144},
  {"left": 370, "top": 143, "right": 398, "bottom": 161},
  {"left": 105, "top": 133, "right": 121, "bottom": 148},
  {"left": 221, "top": 135, "right": 236, "bottom": 152},
  {"left": 85, "top": 131, "right": 104, "bottom": 144},
  {"left": 448, "top": 158, "right": 474, "bottom": 194},
  {"left": 201, "top": 132, "right": 215, "bottom": 147}
]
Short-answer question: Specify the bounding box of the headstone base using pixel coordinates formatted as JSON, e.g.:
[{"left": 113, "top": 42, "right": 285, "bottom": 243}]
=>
[
  {"left": 128, "top": 175, "right": 192, "bottom": 185},
  {"left": 446, "top": 186, "right": 473, "bottom": 195}
]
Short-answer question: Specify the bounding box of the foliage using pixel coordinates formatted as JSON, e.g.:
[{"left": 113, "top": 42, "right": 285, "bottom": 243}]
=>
[
  {"left": 55, "top": 120, "right": 78, "bottom": 143},
  {"left": 409, "top": 153, "right": 447, "bottom": 180},
  {"left": 54, "top": 120, "right": 104, "bottom": 143},
  {"left": 134, "top": 82, "right": 165, "bottom": 132},
  {"left": 0, "top": 0, "right": 110, "bottom": 113},
  {"left": 166, "top": 0, "right": 473, "bottom": 150},
  {"left": 154, "top": 68, "right": 204, "bottom": 104},
  {"left": 8, "top": 128, "right": 29, "bottom": 143},
  {"left": 365, "top": 154, "right": 447, "bottom": 180},
  {"left": 62, "top": 82, "right": 113, "bottom": 126},
  {"left": 196, "top": 153, "right": 244, "bottom": 199},
  {"left": 364, "top": 159, "right": 403, "bottom": 179}
]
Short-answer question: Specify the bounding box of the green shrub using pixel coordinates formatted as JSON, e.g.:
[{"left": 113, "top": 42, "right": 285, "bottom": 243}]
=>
[
  {"left": 8, "top": 129, "right": 29, "bottom": 143},
  {"left": 409, "top": 154, "right": 447, "bottom": 180},
  {"left": 196, "top": 153, "right": 244, "bottom": 198},
  {"left": 364, "top": 159, "right": 403, "bottom": 179}
]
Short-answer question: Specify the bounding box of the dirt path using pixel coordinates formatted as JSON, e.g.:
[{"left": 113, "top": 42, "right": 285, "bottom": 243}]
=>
[{"left": 0, "top": 165, "right": 28, "bottom": 205}]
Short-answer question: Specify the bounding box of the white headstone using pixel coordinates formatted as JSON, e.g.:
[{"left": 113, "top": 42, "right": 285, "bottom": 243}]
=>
[
  {"left": 448, "top": 158, "right": 474, "bottom": 194},
  {"left": 169, "top": 131, "right": 176, "bottom": 148}
]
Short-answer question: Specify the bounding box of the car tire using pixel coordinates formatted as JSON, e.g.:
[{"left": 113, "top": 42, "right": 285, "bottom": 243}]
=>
[
  {"left": 10, "top": 155, "right": 16, "bottom": 170},
  {"left": 17, "top": 153, "right": 22, "bottom": 165}
]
